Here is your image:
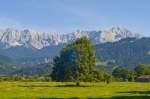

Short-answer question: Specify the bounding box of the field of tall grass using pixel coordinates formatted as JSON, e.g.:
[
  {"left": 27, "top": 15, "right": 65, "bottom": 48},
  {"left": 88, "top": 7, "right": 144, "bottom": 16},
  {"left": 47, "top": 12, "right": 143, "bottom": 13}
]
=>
[{"left": 0, "top": 82, "right": 149, "bottom": 99}]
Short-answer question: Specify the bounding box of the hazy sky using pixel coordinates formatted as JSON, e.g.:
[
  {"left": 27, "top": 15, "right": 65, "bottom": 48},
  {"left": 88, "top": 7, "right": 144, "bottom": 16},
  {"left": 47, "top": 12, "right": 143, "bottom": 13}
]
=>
[{"left": 0, "top": 0, "right": 149, "bottom": 36}]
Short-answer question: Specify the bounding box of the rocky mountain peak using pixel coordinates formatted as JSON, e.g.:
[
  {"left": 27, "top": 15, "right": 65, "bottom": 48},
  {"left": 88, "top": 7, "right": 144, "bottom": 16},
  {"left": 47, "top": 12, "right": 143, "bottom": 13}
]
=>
[
  {"left": 0, "top": 27, "right": 139, "bottom": 49},
  {"left": 100, "top": 27, "right": 139, "bottom": 43}
]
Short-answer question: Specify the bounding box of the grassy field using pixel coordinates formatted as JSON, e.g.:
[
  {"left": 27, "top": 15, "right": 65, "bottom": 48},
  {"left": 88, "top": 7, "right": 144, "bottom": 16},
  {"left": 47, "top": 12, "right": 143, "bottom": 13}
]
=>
[{"left": 0, "top": 82, "right": 149, "bottom": 99}]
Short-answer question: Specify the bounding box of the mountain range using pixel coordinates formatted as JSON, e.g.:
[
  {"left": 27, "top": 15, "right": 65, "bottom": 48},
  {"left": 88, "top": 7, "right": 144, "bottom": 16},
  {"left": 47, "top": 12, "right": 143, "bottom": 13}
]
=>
[
  {"left": 0, "top": 26, "right": 149, "bottom": 75},
  {"left": 0, "top": 27, "right": 139, "bottom": 65},
  {"left": 0, "top": 27, "right": 139, "bottom": 49}
]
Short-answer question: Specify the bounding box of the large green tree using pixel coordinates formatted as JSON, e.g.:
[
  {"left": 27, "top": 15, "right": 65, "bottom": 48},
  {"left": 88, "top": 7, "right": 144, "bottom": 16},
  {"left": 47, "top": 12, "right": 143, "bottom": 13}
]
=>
[{"left": 52, "top": 37, "right": 96, "bottom": 82}]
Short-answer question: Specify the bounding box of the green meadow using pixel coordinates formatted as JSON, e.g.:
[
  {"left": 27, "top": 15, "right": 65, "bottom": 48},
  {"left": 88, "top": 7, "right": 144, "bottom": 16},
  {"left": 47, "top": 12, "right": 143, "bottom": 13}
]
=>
[{"left": 0, "top": 82, "right": 149, "bottom": 99}]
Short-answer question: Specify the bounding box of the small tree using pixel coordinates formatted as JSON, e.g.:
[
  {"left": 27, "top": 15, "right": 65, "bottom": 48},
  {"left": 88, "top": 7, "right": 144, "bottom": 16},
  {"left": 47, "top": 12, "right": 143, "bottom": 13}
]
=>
[
  {"left": 135, "top": 64, "right": 150, "bottom": 76},
  {"left": 104, "top": 73, "right": 112, "bottom": 84},
  {"left": 93, "top": 70, "right": 107, "bottom": 82},
  {"left": 112, "top": 67, "right": 135, "bottom": 81}
]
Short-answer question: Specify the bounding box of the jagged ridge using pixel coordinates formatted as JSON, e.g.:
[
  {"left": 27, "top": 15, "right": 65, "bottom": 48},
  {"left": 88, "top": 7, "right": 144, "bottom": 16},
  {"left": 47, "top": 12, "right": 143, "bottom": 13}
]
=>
[{"left": 0, "top": 27, "right": 139, "bottom": 49}]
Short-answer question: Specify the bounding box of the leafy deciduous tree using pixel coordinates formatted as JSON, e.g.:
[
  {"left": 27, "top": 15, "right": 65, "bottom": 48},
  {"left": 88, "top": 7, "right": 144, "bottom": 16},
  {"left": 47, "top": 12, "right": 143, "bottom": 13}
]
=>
[{"left": 52, "top": 37, "right": 96, "bottom": 82}]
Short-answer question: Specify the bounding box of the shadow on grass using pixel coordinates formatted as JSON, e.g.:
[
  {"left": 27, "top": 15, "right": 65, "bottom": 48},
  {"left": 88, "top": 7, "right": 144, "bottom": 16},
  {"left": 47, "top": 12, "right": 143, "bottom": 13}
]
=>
[
  {"left": 38, "top": 96, "right": 150, "bottom": 99},
  {"left": 18, "top": 84, "right": 92, "bottom": 88},
  {"left": 119, "top": 90, "right": 150, "bottom": 95},
  {"left": 37, "top": 90, "right": 150, "bottom": 99},
  {"left": 18, "top": 85, "right": 53, "bottom": 87},
  {"left": 55, "top": 84, "right": 93, "bottom": 87}
]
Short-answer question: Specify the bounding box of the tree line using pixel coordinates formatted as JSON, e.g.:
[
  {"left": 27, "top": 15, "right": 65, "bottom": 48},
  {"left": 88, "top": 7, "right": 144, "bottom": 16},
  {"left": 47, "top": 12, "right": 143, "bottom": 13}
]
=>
[{"left": 112, "top": 64, "right": 150, "bottom": 81}]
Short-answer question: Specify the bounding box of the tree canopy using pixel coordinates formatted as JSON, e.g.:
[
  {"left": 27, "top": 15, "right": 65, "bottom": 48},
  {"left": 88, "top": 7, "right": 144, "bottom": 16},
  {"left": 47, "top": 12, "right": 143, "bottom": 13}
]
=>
[{"left": 52, "top": 37, "right": 96, "bottom": 82}]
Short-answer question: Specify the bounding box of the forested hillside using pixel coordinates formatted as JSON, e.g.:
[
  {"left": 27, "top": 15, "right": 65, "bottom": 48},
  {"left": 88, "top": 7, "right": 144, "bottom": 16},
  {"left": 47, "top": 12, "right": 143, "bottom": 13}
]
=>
[{"left": 96, "top": 38, "right": 150, "bottom": 67}]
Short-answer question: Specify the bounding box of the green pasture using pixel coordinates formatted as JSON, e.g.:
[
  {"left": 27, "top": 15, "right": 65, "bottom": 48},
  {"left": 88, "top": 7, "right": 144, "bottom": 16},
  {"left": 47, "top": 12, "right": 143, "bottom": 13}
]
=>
[{"left": 0, "top": 82, "right": 149, "bottom": 99}]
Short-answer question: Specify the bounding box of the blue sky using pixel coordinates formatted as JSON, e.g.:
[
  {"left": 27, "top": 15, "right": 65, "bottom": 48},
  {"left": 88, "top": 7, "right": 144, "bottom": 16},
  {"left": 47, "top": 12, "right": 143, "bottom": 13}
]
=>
[{"left": 0, "top": 0, "right": 149, "bottom": 36}]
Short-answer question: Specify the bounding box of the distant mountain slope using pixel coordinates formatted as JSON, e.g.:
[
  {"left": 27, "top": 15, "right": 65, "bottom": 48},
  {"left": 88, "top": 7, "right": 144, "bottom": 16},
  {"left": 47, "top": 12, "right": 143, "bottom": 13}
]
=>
[
  {"left": 0, "top": 55, "right": 18, "bottom": 75},
  {"left": 12, "top": 63, "right": 53, "bottom": 76},
  {"left": 0, "top": 44, "right": 64, "bottom": 65},
  {"left": 96, "top": 37, "right": 150, "bottom": 67}
]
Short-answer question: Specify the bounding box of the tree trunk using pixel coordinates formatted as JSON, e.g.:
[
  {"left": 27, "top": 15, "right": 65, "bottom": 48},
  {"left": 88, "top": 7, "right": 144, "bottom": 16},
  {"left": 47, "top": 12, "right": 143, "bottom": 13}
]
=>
[{"left": 76, "top": 82, "right": 80, "bottom": 86}]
